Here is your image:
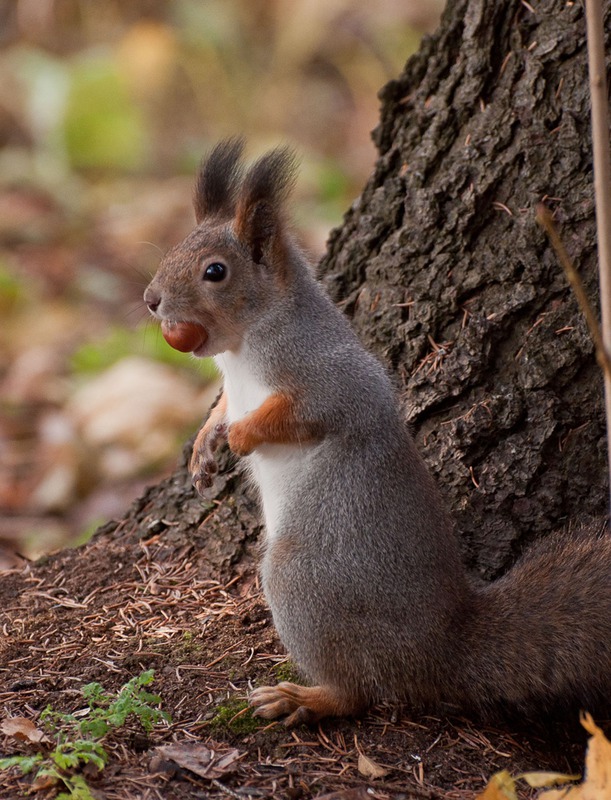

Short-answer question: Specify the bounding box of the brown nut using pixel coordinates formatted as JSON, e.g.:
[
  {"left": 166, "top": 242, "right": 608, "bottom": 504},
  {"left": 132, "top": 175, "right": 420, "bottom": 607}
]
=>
[{"left": 161, "top": 320, "right": 208, "bottom": 353}]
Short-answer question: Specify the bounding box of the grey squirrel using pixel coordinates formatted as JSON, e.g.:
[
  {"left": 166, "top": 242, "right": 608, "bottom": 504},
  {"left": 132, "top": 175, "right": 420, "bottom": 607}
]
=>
[{"left": 144, "top": 139, "right": 611, "bottom": 726}]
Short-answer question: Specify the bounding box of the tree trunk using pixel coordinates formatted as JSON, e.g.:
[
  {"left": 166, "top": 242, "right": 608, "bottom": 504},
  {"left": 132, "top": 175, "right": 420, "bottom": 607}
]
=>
[{"left": 321, "top": 0, "right": 609, "bottom": 576}]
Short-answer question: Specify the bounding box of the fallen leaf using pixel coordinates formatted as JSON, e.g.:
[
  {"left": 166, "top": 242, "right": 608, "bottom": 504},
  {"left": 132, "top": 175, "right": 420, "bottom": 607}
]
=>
[
  {"left": 357, "top": 751, "right": 389, "bottom": 779},
  {"left": 581, "top": 711, "right": 611, "bottom": 797},
  {"left": 31, "top": 773, "right": 59, "bottom": 791},
  {"left": 316, "top": 790, "right": 370, "bottom": 800},
  {"left": 540, "top": 713, "right": 610, "bottom": 800},
  {"left": 213, "top": 749, "right": 243, "bottom": 773},
  {"left": 477, "top": 770, "right": 517, "bottom": 800},
  {"left": 150, "top": 742, "right": 242, "bottom": 781},
  {"left": 519, "top": 771, "right": 580, "bottom": 789},
  {"left": 0, "top": 717, "right": 49, "bottom": 744}
]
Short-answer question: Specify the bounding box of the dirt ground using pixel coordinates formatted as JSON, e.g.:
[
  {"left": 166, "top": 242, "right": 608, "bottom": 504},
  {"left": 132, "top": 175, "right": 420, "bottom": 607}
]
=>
[{"left": 0, "top": 445, "right": 603, "bottom": 800}]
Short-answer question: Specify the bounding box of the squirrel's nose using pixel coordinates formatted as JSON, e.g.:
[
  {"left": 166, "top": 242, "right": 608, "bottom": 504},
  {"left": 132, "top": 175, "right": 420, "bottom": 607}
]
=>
[{"left": 144, "top": 286, "right": 161, "bottom": 313}]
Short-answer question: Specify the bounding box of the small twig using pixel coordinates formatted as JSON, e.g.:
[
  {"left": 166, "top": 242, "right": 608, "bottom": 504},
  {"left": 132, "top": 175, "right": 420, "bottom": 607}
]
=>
[
  {"left": 536, "top": 205, "right": 611, "bottom": 381},
  {"left": 210, "top": 778, "right": 243, "bottom": 799},
  {"left": 585, "top": 0, "right": 611, "bottom": 512}
]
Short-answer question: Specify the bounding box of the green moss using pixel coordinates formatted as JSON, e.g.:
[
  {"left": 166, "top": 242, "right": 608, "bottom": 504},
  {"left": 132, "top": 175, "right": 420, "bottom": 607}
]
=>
[
  {"left": 175, "top": 632, "right": 204, "bottom": 659},
  {"left": 209, "top": 697, "right": 260, "bottom": 735},
  {"left": 273, "top": 661, "right": 300, "bottom": 684},
  {"left": 138, "top": 632, "right": 203, "bottom": 661}
]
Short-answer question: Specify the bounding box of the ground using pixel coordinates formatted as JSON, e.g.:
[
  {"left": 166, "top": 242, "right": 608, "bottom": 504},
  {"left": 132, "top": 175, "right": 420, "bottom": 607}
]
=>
[{"left": 0, "top": 450, "right": 600, "bottom": 800}]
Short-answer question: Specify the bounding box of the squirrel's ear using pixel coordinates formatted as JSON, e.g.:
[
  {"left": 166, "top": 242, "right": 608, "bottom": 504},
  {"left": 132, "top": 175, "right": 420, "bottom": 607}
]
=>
[
  {"left": 194, "top": 137, "right": 245, "bottom": 223},
  {"left": 235, "top": 146, "right": 297, "bottom": 265}
]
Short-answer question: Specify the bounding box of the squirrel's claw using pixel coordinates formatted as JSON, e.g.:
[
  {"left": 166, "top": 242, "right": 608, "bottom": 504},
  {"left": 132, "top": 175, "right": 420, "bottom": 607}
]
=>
[
  {"left": 249, "top": 682, "right": 353, "bottom": 727},
  {"left": 249, "top": 684, "right": 309, "bottom": 726},
  {"left": 190, "top": 421, "right": 228, "bottom": 494}
]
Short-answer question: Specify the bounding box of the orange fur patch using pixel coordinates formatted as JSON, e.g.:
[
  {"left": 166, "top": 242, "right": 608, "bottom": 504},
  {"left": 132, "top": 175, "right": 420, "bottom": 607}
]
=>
[{"left": 228, "top": 393, "right": 320, "bottom": 455}]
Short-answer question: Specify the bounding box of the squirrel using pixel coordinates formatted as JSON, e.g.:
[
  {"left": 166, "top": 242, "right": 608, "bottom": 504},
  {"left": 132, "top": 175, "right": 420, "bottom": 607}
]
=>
[{"left": 144, "top": 138, "right": 611, "bottom": 726}]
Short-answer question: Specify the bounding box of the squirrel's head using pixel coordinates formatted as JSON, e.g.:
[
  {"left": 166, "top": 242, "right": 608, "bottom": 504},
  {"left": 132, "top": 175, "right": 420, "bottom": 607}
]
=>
[{"left": 144, "top": 138, "right": 298, "bottom": 356}]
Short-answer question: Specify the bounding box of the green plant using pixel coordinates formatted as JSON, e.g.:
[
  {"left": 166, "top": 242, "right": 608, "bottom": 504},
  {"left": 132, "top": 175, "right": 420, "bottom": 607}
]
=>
[
  {"left": 43, "top": 669, "right": 170, "bottom": 736},
  {"left": 1, "top": 743, "right": 105, "bottom": 800},
  {"left": 0, "top": 670, "right": 170, "bottom": 799}
]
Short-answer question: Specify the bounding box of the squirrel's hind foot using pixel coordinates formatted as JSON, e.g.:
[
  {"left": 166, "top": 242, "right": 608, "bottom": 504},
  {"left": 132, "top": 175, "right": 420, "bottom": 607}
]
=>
[{"left": 249, "top": 682, "right": 361, "bottom": 726}]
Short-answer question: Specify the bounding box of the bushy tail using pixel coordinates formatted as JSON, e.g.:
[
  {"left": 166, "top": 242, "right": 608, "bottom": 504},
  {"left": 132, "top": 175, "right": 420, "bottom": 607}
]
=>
[{"left": 455, "top": 527, "right": 611, "bottom": 714}]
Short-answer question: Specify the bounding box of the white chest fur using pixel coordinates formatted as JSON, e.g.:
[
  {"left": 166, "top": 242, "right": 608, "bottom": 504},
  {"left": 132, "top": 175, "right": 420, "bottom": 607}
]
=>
[
  {"left": 215, "top": 350, "right": 312, "bottom": 539},
  {"left": 215, "top": 350, "right": 270, "bottom": 423}
]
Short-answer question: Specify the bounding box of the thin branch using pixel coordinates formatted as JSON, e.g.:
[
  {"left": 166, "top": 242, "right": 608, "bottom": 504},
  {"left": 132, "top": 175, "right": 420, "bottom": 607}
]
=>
[
  {"left": 585, "top": 0, "right": 611, "bottom": 513},
  {"left": 536, "top": 204, "right": 611, "bottom": 382}
]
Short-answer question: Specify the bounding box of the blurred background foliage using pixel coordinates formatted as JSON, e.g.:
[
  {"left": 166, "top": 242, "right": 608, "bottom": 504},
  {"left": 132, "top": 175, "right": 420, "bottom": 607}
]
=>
[{"left": 0, "top": 0, "right": 442, "bottom": 561}]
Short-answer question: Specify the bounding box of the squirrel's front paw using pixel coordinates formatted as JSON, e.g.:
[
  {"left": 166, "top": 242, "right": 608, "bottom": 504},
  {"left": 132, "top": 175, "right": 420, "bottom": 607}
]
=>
[{"left": 190, "top": 421, "right": 228, "bottom": 494}]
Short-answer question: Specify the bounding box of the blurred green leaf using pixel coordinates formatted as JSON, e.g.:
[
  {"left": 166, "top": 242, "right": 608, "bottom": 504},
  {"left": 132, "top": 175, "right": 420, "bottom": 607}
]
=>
[
  {"left": 71, "top": 518, "right": 106, "bottom": 548},
  {"left": 0, "top": 262, "right": 26, "bottom": 314},
  {"left": 317, "top": 160, "right": 351, "bottom": 205},
  {"left": 63, "top": 55, "right": 148, "bottom": 171}
]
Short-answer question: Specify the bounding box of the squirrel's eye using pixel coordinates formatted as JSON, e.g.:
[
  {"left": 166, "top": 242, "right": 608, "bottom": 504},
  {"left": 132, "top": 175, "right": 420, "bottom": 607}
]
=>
[{"left": 203, "top": 262, "right": 226, "bottom": 282}]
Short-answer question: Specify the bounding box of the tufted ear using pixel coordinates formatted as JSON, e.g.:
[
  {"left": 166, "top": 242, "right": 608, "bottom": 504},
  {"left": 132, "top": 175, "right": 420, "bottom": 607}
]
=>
[
  {"left": 234, "top": 146, "right": 297, "bottom": 266},
  {"left": 193, "top": 137, "right": 245, "bottom": 223}
]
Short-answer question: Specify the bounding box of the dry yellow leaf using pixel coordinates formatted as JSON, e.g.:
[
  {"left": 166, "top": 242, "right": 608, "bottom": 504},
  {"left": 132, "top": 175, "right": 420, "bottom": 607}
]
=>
[
  {"left": 518, "top": 772, "right": 580, "bottom": 789},
  {"left": 540, "top": 713, "right": 611, "bottom": 800},
  {"left": 477, "top": 770, "right": 518, "bottom": 800}
]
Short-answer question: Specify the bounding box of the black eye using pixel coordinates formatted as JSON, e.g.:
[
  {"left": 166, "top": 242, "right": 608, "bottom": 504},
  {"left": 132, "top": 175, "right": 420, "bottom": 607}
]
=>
[{"left": 203, "top": 262, "right": 226, "bottom": 282}]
